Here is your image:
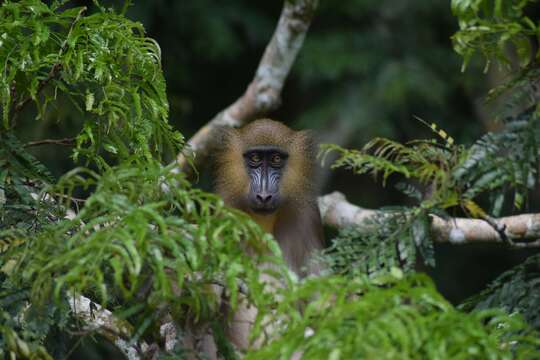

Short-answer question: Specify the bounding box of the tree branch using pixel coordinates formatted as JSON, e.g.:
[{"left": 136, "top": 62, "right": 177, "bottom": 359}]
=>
[
  {"left": 175, "top": 0, "right": 319, "bottom": 175},
  {"left": 68, "top": 294, "right": 150, "bottom": 360},
  {"left": 318, "top": 191, "right": 540, "bottom": 248}
]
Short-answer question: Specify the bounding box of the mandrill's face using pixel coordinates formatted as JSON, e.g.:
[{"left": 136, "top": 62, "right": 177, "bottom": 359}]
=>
[
  {"left": 215, "top": 119, "right": 314, "bottom": 220},
  {"left": 243, "top": 145, "right": 288, "bottom": 215}
]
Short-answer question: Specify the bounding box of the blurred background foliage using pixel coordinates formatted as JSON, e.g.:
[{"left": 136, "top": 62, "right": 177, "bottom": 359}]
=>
[{"left": 17, "top": 0, "right": 537, "bottom": 304}]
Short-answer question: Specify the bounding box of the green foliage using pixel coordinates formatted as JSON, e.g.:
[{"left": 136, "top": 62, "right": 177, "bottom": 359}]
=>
[
  {"left": 460, "top": 253, "right": 540, "bottom": 333},
  {"left": 322, "top": 210, "right": 434, "bottom": 277},
  {"left": 26, "top": 160, "right": 286, "bottom": 310},
  {"left": 248, "top": 273, "right": 540, "bottom": 359},
  {"left": 0, "top": 278, "right": 68, "bottom": 359},
  {"left": 452, "top": 0, "right": 540, "bottom": 128},
  {"left": 319, "top": 130, "right": 460, "bottom": 274},
  {"left": 0, "top": 1, "right": 281, "bottom": 356},
  {"left": 321, "top": 132, "right": 461, "bottom": 194},
  {"left": 312, "top": 0, "right": 540, "bottom": 351},
  {"left": 0, "top": 159, "right": 288, "bottom": 357},
  {"left": 452, "top": 0, "right": 538, "bottom": 71},
  {"left": 453, "top": 108, "right": 540, "bottom": 214},
  {"left": 323, "top": 111, "right": 539, "bottom": 214},
  {"left": 0, "top": 0, "right": 183, "bottom": 168},
  {"left": 320, "top": 108, "right": 540, "bottom": 274},
  {"left": 0, "top": 132, "right": 61, "bottom": 257}
]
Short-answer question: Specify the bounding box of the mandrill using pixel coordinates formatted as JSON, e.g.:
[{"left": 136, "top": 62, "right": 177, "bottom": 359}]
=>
[{"left": 215, "top": 119, "right": 324, "bottom": 277}]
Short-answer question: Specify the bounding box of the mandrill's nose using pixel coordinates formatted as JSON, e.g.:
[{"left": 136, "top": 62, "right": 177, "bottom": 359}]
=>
[{"left": 256, "top": 192, "right": 273, "bottom": 204}]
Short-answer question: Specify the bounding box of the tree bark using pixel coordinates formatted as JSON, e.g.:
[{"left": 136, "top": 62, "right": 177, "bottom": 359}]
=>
[{"left": 319, "top": 191, "right": 540, "bottom": 248}]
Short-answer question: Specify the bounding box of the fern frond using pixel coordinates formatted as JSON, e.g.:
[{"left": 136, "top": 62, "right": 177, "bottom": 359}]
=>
[
  {"left": 0, "top": 0, "right": 184, "bottom": 167},
  {"left": 322, "top": 111, "right": 540, "bottom": 278},
  {"left": 460, "top": 253, "right": 540, "bottom": 332}
]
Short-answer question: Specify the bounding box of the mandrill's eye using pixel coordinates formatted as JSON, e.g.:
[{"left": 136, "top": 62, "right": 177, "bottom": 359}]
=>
[
  {"left": 270, "top": 153, "right": 283, "bottom": 167},
  {"left": 249, "top": 152, "right": 261, "bottom": 164}
]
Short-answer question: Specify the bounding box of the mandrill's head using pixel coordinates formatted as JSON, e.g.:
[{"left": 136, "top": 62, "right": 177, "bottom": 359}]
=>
[{"left": 215, "top": 119, "right": 318, "bottom": 217}]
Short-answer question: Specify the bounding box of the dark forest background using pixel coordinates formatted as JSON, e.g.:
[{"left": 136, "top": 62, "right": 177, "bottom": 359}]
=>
[{"left": 18, "top": 0, "right": 539, "bottom": 304}]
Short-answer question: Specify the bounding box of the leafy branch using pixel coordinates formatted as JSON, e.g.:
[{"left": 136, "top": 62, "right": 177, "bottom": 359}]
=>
[{"left": 1, "top": 0, "right": 183, "bottom": 167}]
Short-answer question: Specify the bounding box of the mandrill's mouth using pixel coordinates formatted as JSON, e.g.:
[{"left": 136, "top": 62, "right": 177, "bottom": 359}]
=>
[{"left": 250, "top": 205, "right": 277, "bottom": 215}]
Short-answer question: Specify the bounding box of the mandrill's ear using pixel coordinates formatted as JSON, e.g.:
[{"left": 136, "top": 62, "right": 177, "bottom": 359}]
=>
[
  {"left": 213, "top": 126, "right": 249, "bottom": 209},
  {"left": 219, "top": 126, "right": 238, "bottom": 141},
  {"left": 211, "top": 127, "right": 239, "bottom": 168},
  {"left": 213, "top": 126, "right": 237, "bottom": 150},
  {"left": 300, "top": 129, "right": 322, "bottom": 189},
  {"left": 281, "top": 129, "right": 320, "bottom": 200},
  {"left": 297, "top": 129, "right": 318, "bottom": 160}
]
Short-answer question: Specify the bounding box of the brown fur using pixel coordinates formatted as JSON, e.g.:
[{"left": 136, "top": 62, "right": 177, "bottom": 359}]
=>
[
  {"left": 211, "top": 119, "right": 325, "bottom": 353},
  {"left": 215, "top": 119, "right": 323, "bottom": 276}
]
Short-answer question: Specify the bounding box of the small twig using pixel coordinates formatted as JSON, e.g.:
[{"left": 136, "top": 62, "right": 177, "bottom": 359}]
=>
[
  {"left": 24, "top": 137, "right": 76, "bottom": 148},
  {"left": 482, "top": 216, "right": 511, "bottom": 245}
]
